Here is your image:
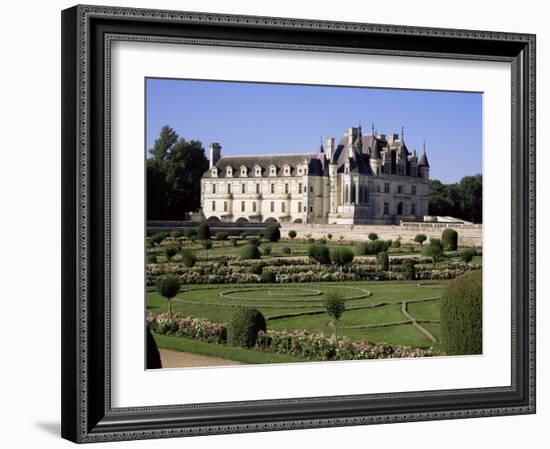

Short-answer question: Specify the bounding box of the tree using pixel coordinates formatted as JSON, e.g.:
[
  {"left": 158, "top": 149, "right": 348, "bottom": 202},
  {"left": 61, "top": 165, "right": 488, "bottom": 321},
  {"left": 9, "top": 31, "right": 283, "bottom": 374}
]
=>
[
  {"left": 460, "top": 248, "right": 477, "bottom": 265},
  {"left": 197, "top": 223, "right": 210, "bottom": 241},
  {"left": 428, "top": 175, "right": 482, "bottom": 223},
  {"left": 288, "top": 230, "right": 297, "bottom": 240},
  {"left": 156, "top": 274, "right": 180, "bottom": 317},
  {"left": 330, "top": 247, "right": 354, "bottom": 270},
  {"left": 423, "top": 239, "right": 444, "bottom": 265},
  {"left": 240, "top": 244, "right": 261, "bottom": 260},
  {"left": 263, "top": 245, "right": 272, "bottom": 256},
  {"left": 414, "top": 234, "right": 427, "bottom": 247},
  {"left": 376, "top": 251, "right": 389, "bottom": 271},
  {"left": 327, "top": 233, "right": 333, "bottom": 240},
  {"left": 368, "top": 233, "right": 378, "bottom": 241},
  {"left": 402, "top": 259, "right": 416, "bottom": 280},
  {"left": 146, "top": 126, "right": 209, "bottom": 220},
  {"left": 180, "top": 248, "right": 197, "bottom": 268},
  {"left": 184, "top": 228, "right": 197, "bottom": 241},
  {"left": 201, "top": 239, "right": 213, "bottom": 257},
  {"left": 324, "top": 293, "right": 346, "bottom": 339},
  {"left": 227, "top": 308, "right": 266, "bottom": 348}
]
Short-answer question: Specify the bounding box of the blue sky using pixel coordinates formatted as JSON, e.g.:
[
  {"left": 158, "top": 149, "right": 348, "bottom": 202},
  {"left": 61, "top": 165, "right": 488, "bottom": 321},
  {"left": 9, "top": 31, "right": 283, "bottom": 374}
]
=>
[{"left": 146, "top": 78, "right": 482, "bottom": 184}]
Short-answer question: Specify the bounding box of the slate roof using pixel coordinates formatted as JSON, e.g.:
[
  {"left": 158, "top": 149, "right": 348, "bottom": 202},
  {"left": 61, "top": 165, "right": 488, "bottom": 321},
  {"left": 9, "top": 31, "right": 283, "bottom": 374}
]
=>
[
  {"left": 203, "top": 153, "right": 326, "bottom": 178},
  {"left": 418, "top": 149, "right": 430, "bottom": 167}
]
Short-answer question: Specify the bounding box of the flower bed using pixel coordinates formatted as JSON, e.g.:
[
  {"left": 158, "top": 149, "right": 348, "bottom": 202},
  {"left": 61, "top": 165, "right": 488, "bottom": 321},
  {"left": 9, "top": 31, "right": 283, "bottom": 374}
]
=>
[{"left": 147, "top": 312, "right": 227, "bottom": 344}]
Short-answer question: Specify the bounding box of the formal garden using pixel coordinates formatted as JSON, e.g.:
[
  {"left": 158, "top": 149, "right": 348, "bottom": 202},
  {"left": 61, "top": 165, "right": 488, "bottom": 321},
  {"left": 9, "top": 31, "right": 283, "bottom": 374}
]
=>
[{"left": 146, "top": 224, "right": 483, "bottom": 367}]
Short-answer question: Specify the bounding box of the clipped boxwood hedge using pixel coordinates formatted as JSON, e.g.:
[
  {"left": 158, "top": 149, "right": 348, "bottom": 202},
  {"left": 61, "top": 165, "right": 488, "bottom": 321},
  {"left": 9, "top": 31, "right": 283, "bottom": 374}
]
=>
[
  {"left": 441, "top": 228, "right": 458, "bottom": 251},
  {"left": 440, "top": 271, "right": 482, "bottom": 355},
  {"left": 227, "top": 307, "right": 267, "bottom": 348},
  {"left": 240, "top": 243, "right": 261, "bottom": 260}
]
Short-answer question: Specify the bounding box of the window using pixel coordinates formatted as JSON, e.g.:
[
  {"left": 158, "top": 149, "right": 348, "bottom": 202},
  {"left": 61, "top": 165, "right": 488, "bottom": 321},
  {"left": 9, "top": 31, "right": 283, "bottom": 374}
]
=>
[
  {"left": 377, "top": 184, "right": 381, "bottom": 193},
  {"left": 298, "top": 201, "right": 302, "bottom": 213},
  {"left": 310, "top": 186, "right": 313, "bottom": 193},
  {"left": 241, "top": 167, "right": 247, "bottom": 177},
  {"left": 411, "top": 203, "right": 416, "bottom": 215},
  {"left": 270, "top": 201, "right": 274, "bottom": 213},
  {"left": 223, "top": 201, "right": 227, "bottom": 212},
  {"left": 298, "top": 183, "right": 302, "bottom": 193},
  {"left": 397, "top": 185, "right": 403, "bottom": 194},
  {"left": 383, "top": 202, "right": 389, "bottom": 215},
  {"left": 256, "top": 183, "right": 260, "bottom": 194},
  {"left": 384, "top": 183, "right": 390, "bottom": 193},
  {"left": 285, "top": 183, "right": 289, "bottom": 194},
  {"left": 270, "top": 166, "right": 276, "bottom": 176},
  {"left": 298, "top": 168, "right": 302, "bottom": 175},
  {"left": 211, "top": 167, "right": 218, "bottom": 177},
  {"left": 304, "top": 185, "right": 307, "bottom": 193},
  {"left": 284, "top": 166, "right": 290, "bottom": 176},
  {"left": 226, "top": 167, "right": 232, "bottom": 177},
  {"left": 271, "top": 183, "right": 275, "bottom": 194},
  {"left": 241, "top": 201, "right": 245, "bottom": 212},
  {"left": 304, "top": 205, "right": 307, "bottom": 212},
  {"left": 241, "top": 183, "right": 246, "bottom": 194},
  {"left": 253, "top": 202, "right": 257, "bottom": 212},
  {"left": 212, "top": 201, "right": 216, "bottom": 211},
  {"left": 255, "top": 167, "right": 262, "bottom": 177},
  {"left": 310, "top": 206, "right": 313, "bottom": 213},
  {"left": 412, "top": 185, "right": 416, "bottom": 196},
  {"left": 281, "top": 202, "right": 285, "bottom": 213},
  {"left": 212, "top": 184, "right": 216, "bottom": 194},
  {"left": 227, "top": 184, "right": 232, "bottom": 194}
]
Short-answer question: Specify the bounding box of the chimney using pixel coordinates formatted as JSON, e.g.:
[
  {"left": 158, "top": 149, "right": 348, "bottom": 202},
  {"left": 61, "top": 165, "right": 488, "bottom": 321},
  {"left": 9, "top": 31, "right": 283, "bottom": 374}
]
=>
[
  {"left": 209, "top": 143, "right": 221, "bottom": 169},
  {"left": 326, "top": 137, "right": 335, "bottom": 161},
  {"left": 347, "top": 127, "right": 356, "bottom": 146}
]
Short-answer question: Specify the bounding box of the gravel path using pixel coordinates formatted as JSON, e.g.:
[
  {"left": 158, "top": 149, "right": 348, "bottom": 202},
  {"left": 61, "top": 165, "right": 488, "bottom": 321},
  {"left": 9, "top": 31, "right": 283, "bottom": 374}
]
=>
[{"left": 159, "top": 349, "right": 242, "bottom": 368}]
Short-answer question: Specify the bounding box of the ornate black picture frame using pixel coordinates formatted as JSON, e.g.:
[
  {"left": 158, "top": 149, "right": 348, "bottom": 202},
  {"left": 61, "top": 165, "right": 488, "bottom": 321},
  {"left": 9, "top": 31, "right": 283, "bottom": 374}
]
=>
[{"left": 61, "top": 4, "right": 536, "bottom": 443}]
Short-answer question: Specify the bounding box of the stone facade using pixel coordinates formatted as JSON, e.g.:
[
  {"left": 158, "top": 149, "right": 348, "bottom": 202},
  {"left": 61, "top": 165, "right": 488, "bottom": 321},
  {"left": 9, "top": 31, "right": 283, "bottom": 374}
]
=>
[{"left": 200, "top": 126, "right": 430, "bottom": 224}]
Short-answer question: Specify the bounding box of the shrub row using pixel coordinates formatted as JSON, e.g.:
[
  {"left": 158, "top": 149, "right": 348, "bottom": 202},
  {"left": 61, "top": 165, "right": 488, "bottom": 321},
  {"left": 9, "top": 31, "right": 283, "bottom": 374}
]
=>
[{"left": 147, "top": 312, "right": 227, "bottom": 343}]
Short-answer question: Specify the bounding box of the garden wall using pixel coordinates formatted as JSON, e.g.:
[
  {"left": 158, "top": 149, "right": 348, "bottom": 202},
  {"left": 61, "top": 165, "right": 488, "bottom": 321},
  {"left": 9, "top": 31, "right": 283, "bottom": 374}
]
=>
[{"left": 281, "top": 223, "right": 482, "bottom": 246}]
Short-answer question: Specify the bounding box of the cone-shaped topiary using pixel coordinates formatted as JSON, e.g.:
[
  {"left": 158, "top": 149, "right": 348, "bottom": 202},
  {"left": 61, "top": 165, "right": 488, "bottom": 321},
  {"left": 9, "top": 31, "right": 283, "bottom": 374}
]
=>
[
  {"left": 376, "top": 251, "right": 389, "bottom": 271},
  {"left": 441, "top": 228, "right": 458, "bottom": 251},
  {"left": 440, "top": 271, "right": 482, "bottom": 355},
  {"left": 228, "top": 308, "right": 267, "bottom": 347},
  {"left": 240, "top": 243, "right": 261, "bottom": 260},
  {"left": 307, "top": 243, "right": 331, "bottom": 265},
  {"left": 260, "top": 269, "right": 276, "bottom": 283},
  {"left": 402, "top": 259, "right": 416, "bottom": 280},
  {"left": 146, "top": 325, "right": 162, "bottom": 369},
  {"left": 197, "top": 223, "right": 211, "bottom": 240}
]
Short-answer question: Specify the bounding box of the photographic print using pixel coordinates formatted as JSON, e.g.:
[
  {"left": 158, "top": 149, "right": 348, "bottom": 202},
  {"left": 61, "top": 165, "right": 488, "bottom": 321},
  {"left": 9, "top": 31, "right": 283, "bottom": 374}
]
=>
[{"left": 145, "top": 79, "right": 483, "bottom": 369}]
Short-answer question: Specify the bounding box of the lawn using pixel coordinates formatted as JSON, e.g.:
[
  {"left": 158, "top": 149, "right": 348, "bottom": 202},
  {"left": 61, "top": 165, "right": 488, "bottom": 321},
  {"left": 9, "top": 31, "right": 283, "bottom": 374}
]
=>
[
  {"left": 147, "top": 280, "right": 447, "bottom": 349},
  {"left": 154, "top": 334, "right": 304, "bottom": 364}
]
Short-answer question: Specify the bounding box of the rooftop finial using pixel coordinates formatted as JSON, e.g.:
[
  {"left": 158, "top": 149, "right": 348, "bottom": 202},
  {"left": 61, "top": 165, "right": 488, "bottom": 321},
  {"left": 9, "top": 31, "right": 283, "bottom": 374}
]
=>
[
  {"left": 401, "top": 126, "right": 405, "bottom": 141},
  {"left": 423, "top": 139, "right": 426, "bottom": 151},
  {"left": 371, "top": 122, "right": 375, "bottom": 136}
]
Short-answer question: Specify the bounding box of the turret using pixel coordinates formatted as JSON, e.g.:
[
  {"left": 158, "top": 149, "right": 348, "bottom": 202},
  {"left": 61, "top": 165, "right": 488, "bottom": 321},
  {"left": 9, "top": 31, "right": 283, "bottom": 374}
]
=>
[
  {"left": 209, "top": 143, "right": 221, "bottom": 169},
  {"left": 418, "top": 142, "right": 430, "bottom": 180},
  {"left": 326, "top": 137, "right": 335, "bottom": 161}
]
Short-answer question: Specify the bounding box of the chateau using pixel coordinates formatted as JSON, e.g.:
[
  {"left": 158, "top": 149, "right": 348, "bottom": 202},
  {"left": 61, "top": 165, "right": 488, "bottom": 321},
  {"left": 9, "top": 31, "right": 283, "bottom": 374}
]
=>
[{"left": 200, "top": 127, "right": 430, "bottom": 225}]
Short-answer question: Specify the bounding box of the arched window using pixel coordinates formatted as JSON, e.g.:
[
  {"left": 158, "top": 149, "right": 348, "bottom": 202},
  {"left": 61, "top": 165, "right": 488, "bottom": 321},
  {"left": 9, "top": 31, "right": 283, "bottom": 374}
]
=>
[
  {"left": 345, "top": 185, "right": 349, "bottom": 204},
  {"left": 281, "top": 202, "right": 285, "bottom": 213}
]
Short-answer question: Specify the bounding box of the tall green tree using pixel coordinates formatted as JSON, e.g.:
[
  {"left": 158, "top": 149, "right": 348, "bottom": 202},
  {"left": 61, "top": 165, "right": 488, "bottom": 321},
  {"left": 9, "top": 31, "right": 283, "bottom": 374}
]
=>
[
  {"left": 147, "top": 126, "right": 209, "bottom": 220},
  {"left": 428, "top": 174, "right": 482, "bottom": 223}
]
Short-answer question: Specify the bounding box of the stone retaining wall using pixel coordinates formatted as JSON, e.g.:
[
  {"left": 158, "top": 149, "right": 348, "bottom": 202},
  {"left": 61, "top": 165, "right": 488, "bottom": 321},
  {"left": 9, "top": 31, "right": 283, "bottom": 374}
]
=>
[{"left": 280, "top": 223, "right": 482, "bottom": 247}]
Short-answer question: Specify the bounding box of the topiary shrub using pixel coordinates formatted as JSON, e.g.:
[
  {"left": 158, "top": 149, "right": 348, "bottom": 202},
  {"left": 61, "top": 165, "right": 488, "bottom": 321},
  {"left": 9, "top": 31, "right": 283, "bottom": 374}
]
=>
[
  {"left": 367, "top": 240, "right": 390, "bottom": 255},
  {"left": 262, "top": 245, "right": 272, "bottom": 256},
  {"left": 307, "top": 243, "right": 331, "bottom": 265},
  {"left": 151, "top": 231, "right": 169, "bottom": 246},
  {"left": 327, "top": 233, "right": 333, "bottom": 240},
  {"left": 180, "top": 248, "right": 197, "bottom": 268},
  {"left": 146, "top": 254, "right": 157, "bottom": 264},
  {"left": 170, "top": 230, "right": 183, "bottom": 239},
  {"left": 288, "top": 230, "right": 297, "bottom": 240},
  {"left": 184, "top": 228, "right": 197, "bottom": 241},
  {"left": 197, "top": 223, "right": 211, "bottom": 241},
  {"left": 440, "top": 271, "right": 482, "bottom": 355},
  {"left": 441, "top": 228, "right": 458, "bottom": 251},
  {"left": 355, "top": 242, "right": 369, "bottom": 256},
  {"left": 240, "top": 231, "right": 248, "bottom": 240},
  {"left": 248, "top": 237, "right": 261, "bottom": 247},
  {"left": 323, "top": 293, "right": 346, "bottom": 338},
  {"left": 260, "top": 269, "right": 276, "bottom": 283},
  {"left": 318, "top": 238, "right": 328, "bottom": 245},
  {"left": 227, "top": 308, "right": 267, "bottom": 348},
  {"left": 460, "top": 248, "right": 477, "bottom": 265},
  {"left": 156, "top": 274, "right": 180, "bottom": 316},
  {"left": 402, "top": 259, "right": 416, "bottom": 280},
  {"left": 368, "top": 232, "right": 378, "bottom": 241},
  {"left": 307, "top": 237, "right": 315, "bottom": 244},
  {"left": 240, "top": 244, "right": 261, "bottom": 260},
  {"left": 330, "top": 247, "right": 354, "bottom": 270},
  {"left": 164, "top": 245, "right": 179, "bottom": 261},
  {"left": 264, "top": 224, "right": 281, "bottom": 242},
  {"left": 391, "top": 238, "right": 401, "bottom": 248},
  {"left": 230, "top": 238, "right": 238, "bottom": 247},
  {"left": 146, "top": 325, "right": 162, "bottom": 369},
  {"left": 414, "top": 234, "right": 427, "bottom": 247},
  {"left": 281, "top": 247, "right": 291, "bottom": 255},
  {"left": 376, "top": 251, "right": 389, "bottom": 271},
  {"left": 249, "top": 263, "right": 264, "bottom": 275},
  {"left": 423, "top": 238, "right": 444, "bottom": 264}
]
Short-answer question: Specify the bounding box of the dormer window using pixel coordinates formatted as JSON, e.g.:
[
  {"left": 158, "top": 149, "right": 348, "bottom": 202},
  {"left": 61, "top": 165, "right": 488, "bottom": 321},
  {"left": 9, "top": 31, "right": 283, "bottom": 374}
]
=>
[
  {"left": 254, "top": 165, "right": 262, "bottom": 177},
  {"left": 269, "top": 165, "right": 277, "bottom": 176},
  {"left": 283, "top": 165, "right": 291, "bottom": 176},
  {"left": 211, "top": 167, "right": 218, "bottom": 178},
  {"left": 240, "top": 166, "right": 248, "bottom": 177},
  {"left": 226, "top": 166, "right": 233, "bottom": 177},
  {"left": 297, "top": 168, "right": 303, "bottom": 175}
]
